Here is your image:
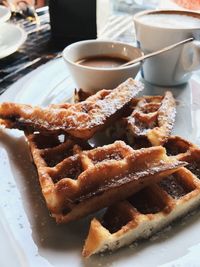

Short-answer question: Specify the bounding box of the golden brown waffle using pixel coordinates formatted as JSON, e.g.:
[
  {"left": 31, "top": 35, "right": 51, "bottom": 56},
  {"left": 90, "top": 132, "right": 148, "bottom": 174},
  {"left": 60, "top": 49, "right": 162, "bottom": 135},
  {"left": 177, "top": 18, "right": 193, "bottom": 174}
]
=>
[
  {"left": 106, "top": 91, "right": 176, "bottom": 148},
  {"left": 83, "top": 140, "right": 200, "bottom": 257},
  {"left": 127, "top": 91, "right": 176, "bottom": 146},
  {"left": 0, "top": 78, "right": 143, "bottom": 139},
  {"left": 26, "top": 132, "right": 184, "bottom": 223}
]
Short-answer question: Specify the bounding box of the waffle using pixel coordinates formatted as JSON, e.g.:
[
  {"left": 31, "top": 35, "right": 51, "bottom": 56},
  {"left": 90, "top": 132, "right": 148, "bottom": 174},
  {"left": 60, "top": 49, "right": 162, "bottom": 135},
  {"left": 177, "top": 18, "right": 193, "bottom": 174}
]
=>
[
  {"left": 83, "top": 139, "right": 200, "bottom": 257},
  {"left": 128, "top": 91, "right": 176, "bottom": 146},
  {"left": 106, "top": 91, "right": 176, "bottom": 148},
  {"left": 26, "top": 132, "right": 184, "bottom": 223},
  {"left": 0, "top": 78, "right": 143, "bottom": 139}
]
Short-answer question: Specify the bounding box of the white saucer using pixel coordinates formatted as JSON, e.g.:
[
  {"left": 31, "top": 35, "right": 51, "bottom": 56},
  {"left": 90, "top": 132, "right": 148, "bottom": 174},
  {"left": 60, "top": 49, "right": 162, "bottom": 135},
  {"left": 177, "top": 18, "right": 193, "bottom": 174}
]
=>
[
  {"left": 0, "top": 5, "right": 11, "bottom": 24},
  {"left": 0, "top": 22, "right": 27, "bottom": 59}
]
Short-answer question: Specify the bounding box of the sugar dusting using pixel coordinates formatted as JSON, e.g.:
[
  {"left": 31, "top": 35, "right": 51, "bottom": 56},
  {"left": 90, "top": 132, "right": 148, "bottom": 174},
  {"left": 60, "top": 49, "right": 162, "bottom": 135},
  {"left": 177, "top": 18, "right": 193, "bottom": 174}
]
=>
[{"left": 126, "top": 91, "right": 176, "bottom": 143}]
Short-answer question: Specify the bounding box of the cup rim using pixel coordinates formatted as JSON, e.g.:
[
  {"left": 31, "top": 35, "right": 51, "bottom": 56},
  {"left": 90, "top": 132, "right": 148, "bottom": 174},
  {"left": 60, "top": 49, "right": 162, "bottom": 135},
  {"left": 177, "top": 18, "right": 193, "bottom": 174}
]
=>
[
  {"left": 133, "top": 9, "right": 200, "bottom": 30},
  {"left": 62, "top": 39, "right": 143, "bottom": 71}
]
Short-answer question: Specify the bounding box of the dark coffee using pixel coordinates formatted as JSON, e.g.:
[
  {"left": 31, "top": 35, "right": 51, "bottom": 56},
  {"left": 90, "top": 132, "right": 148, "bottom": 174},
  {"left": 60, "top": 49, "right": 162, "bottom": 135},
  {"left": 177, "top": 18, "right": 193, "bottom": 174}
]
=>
[{"left": 77, "top": 55, "right": 129, "bottom": 68}]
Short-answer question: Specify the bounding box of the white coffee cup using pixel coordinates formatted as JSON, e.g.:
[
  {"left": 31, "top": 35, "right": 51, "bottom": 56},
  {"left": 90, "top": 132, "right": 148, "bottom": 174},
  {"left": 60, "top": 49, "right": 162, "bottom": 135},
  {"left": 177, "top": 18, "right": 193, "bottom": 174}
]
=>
[{"left": 134, "top": 9, "right": 200, "bottom": 86}]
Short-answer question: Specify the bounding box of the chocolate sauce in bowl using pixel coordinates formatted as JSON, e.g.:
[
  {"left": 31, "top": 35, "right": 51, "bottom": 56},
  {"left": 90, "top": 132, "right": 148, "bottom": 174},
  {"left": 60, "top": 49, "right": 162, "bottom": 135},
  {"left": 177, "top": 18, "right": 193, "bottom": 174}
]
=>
[{"left": 77, "top": 55, "right": 129, "bottom": 68}]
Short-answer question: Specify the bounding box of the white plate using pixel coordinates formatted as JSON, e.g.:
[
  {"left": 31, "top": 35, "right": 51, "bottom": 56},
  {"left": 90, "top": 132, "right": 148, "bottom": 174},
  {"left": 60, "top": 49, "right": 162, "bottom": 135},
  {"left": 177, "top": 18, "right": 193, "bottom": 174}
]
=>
[
  {"left": 1, "top": 59, "right": 200, "bottom": 267},
  {"left": 0, "top": 22, "right": 27, "bottom": 59},
  {"left": 6, "top": 58, "right": 75, "bottom": 106},
  {"left": 0, "top": 5, "right": 11, "bottom": 24}
]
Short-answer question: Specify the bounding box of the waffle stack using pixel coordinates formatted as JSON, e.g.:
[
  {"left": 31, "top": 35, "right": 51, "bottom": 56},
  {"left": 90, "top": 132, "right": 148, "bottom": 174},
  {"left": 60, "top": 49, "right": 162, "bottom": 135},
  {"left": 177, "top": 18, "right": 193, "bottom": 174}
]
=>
[{"left": 0, "top": 78, "right": 199, "bottom": 258}]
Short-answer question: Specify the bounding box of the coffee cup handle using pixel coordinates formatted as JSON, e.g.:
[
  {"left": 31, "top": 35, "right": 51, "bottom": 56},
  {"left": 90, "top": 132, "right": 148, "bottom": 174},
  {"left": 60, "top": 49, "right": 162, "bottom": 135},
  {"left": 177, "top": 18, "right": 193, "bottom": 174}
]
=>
[{"left": 180, "top": 40, "right": 200, "bottom": 72}]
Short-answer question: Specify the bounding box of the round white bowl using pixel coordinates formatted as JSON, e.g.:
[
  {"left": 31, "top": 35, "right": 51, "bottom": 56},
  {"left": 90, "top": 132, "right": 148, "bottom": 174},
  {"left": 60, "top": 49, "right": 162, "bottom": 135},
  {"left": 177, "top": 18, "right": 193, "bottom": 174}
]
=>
[{"left": 62, "top": 40, "right": 142, "bottom": 93}]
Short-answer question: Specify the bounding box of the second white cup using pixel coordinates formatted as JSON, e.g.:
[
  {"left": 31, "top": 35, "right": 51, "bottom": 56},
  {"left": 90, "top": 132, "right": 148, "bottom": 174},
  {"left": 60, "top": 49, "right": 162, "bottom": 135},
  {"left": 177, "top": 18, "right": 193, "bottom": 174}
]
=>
[{"left": 134, "top": 9, "right": 200, "bottom": 86}]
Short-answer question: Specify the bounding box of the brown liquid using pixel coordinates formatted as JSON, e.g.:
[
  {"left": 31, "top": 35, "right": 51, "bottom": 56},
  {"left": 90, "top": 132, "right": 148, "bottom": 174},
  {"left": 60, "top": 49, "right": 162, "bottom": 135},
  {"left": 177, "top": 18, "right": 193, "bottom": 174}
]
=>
[{"left": 77, "top": 55, "right": 129, "bottom": 68}]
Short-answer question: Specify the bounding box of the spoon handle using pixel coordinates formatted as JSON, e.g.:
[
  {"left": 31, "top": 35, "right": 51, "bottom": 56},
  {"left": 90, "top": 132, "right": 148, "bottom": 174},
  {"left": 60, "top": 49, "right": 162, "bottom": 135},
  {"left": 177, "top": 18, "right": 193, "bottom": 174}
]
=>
[{"left": 122, "top": 37, "right": 194, "bottom": 67}]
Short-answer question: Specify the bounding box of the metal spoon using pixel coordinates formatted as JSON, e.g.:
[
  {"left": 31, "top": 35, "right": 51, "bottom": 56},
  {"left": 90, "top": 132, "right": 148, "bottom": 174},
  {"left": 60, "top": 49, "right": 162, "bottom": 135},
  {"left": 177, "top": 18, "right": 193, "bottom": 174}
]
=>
[{"left": 121, "top": 37, "right": 194, "bottom": 67}]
